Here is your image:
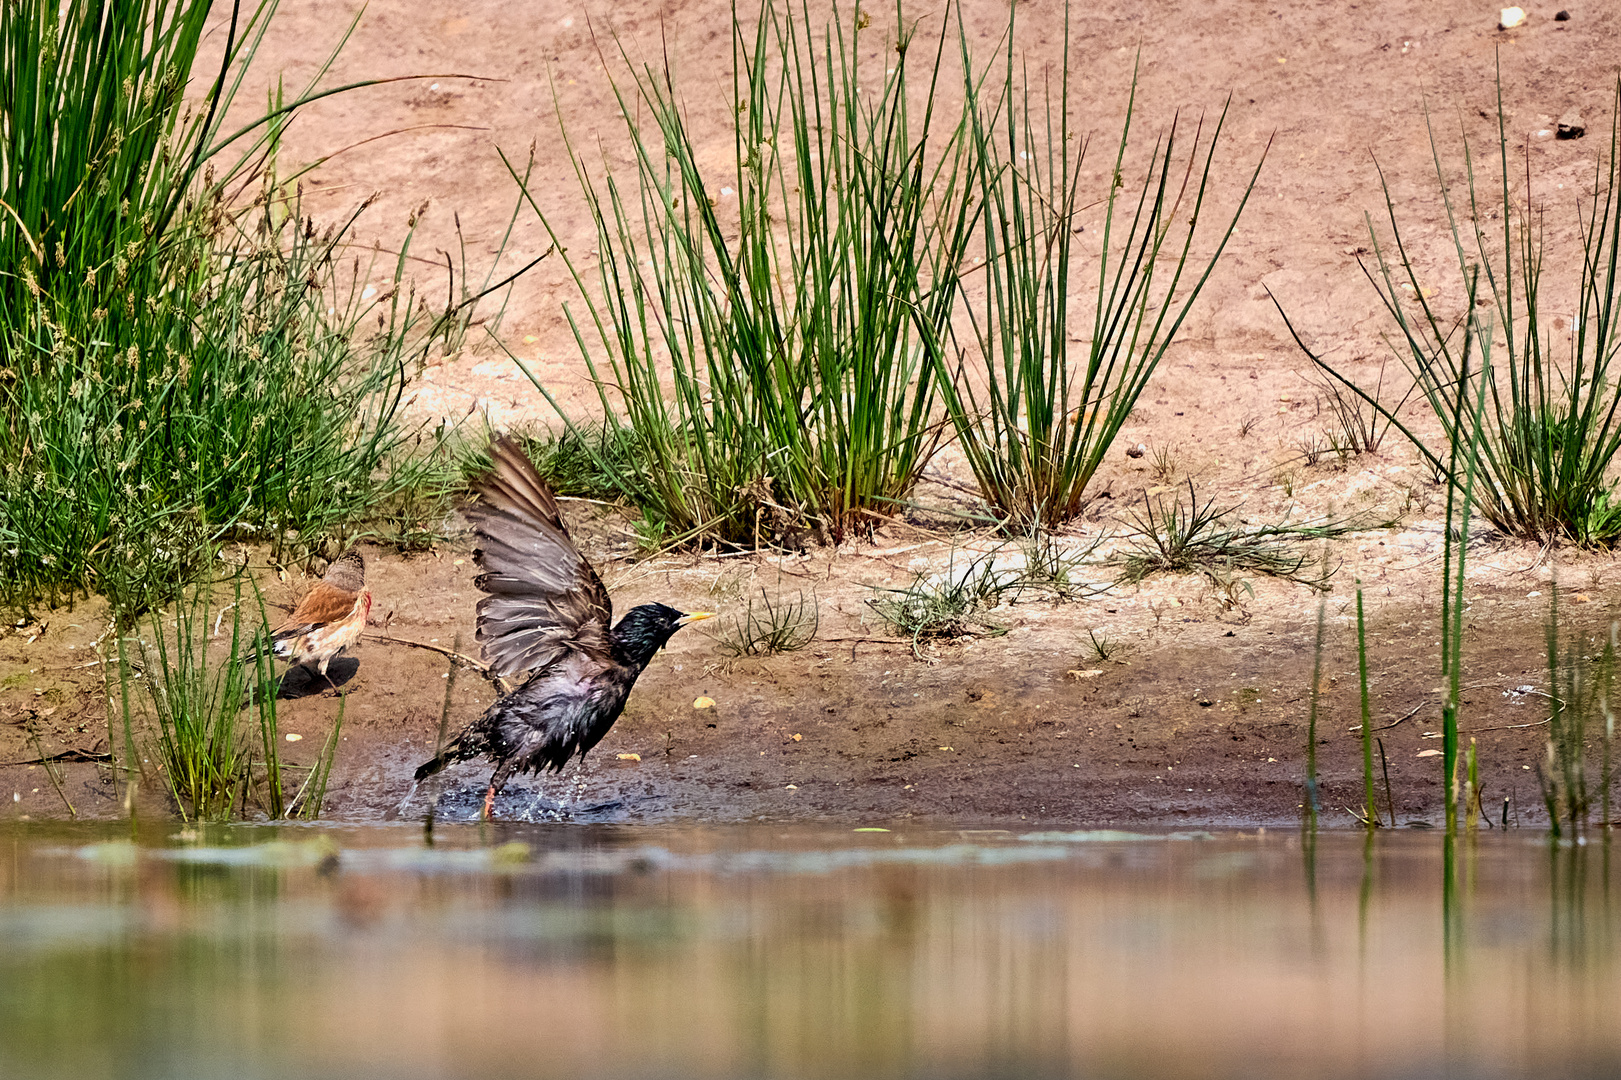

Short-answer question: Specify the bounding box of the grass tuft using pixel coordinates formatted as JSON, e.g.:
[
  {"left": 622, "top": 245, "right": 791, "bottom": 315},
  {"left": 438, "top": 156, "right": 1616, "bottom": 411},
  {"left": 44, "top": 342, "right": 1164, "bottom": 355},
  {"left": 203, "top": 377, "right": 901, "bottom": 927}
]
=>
[
  {"left": 1309, "top": 361, "right": 1411, "bottom": 458},
  {"left": 0, "top": 0, "right": 494, "bottom": 622},
  {"left": 523, "top": 0, "right": 976, "bottom": 549},
  {"left": 867, "top": 549, "right": 1015, "bottom": 658},
  {"left": 1083, "top": 629, "right": 1123, "bottom": 663},
  {"left": 115, "top": 568, "right": 345, "bottom": 821},
  {"left": 711, "top": 588, "right": 819, "bottom": 657},
  {"left": 117, "top": 573, "right": 255, "bottom": 819},
  {"left": 1111, "top": 480, "right": 1362, "bottom": 590},
  {"left": 1012, "top": 525, "right": 1102, "bottom": 601}
]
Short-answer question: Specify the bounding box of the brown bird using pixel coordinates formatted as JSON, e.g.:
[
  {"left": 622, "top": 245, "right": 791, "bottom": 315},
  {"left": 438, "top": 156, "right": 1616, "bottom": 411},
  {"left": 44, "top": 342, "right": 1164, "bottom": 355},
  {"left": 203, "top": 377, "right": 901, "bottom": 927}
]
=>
[
  {"left": 413, "top": 437, "right": 711, "bottom": 818},
  {"left": 272, "top": 548, "right": 372, "bottom": 683}
]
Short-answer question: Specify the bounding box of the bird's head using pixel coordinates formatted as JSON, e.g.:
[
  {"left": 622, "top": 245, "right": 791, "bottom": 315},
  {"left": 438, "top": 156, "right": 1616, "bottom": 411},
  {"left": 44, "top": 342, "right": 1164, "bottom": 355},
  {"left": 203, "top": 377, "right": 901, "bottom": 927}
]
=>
[
  {"left": 610, "top": 603, "right": 713, "bottom": 668},
  {"left": 324, "top": 548, "right": 366, "bottom": 591}
]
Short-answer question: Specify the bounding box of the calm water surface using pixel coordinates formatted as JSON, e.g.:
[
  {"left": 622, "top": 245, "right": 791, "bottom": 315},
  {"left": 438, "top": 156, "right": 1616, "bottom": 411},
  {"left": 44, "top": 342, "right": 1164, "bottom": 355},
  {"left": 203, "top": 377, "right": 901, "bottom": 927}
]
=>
[{"left": 2, "top": 822, "right": 1619, "bottom": 1079}]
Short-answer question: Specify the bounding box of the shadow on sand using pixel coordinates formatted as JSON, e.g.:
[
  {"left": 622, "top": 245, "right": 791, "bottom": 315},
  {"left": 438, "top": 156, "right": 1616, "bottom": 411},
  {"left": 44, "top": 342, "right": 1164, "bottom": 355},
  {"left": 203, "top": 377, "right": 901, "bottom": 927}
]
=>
[{"left": 276, "top": 656, "right": 361, "bottom": 699}]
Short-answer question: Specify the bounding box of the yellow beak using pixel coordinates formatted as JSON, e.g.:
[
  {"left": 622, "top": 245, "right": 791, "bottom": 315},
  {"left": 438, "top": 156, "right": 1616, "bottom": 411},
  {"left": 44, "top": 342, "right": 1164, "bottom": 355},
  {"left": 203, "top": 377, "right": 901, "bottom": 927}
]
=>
[{"left": 678, "top": 611, "right": 715, "bottom": 625}]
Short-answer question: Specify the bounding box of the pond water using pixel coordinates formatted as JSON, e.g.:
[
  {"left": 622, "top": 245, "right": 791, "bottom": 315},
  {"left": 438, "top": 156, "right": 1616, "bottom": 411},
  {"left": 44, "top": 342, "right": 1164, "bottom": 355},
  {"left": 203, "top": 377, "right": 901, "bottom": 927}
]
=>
[{"left": 2, "top": 822, "right": 1619, "bottom": 1079}]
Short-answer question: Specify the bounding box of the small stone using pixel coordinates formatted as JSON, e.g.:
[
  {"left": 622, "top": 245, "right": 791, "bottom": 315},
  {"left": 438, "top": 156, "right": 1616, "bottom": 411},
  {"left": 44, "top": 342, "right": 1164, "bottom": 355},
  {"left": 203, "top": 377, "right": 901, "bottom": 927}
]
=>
[
  {"left": 1126, "top": 443, "right": 1147, "bottom": 459},
  {"left": 1498, "top": 6, "right": 1526, "bottom": 29},
  {"left": 1555, "top": 9, "right": 1570, "bottom": 20},
  {"left": 692, "top": 696, "right": 715, "bottom": 709},
  {"left": 1558, "top": 111, "right": 1586, "bottom": 140}
]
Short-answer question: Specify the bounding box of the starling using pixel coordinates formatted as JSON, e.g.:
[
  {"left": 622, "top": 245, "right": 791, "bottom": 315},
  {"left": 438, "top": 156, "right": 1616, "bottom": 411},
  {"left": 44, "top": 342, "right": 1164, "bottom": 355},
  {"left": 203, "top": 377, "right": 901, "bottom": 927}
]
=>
[
  {"left": 272, "top": 548, "right": 371, "bottom": 682},
  {"left": 413, "top": 436, "right": 711, "bottom": 817}
]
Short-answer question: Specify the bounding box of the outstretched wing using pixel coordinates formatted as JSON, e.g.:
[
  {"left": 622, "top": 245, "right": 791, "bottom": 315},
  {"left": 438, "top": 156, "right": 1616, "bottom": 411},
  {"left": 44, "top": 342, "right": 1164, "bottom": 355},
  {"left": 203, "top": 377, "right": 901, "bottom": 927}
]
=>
[{"left": 466, "top": 436, "right": 612, "bottom": 678}]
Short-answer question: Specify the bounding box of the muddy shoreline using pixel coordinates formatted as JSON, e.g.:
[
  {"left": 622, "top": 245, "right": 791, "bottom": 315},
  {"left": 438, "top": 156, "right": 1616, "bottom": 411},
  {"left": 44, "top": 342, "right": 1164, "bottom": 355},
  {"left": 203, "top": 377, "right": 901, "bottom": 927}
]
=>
[
  {"left": 0, "top": 523, "right": 1588, "bottom": 830},
  {"left": 3, "top": 0, "right": 1617, "bottom": 829}
]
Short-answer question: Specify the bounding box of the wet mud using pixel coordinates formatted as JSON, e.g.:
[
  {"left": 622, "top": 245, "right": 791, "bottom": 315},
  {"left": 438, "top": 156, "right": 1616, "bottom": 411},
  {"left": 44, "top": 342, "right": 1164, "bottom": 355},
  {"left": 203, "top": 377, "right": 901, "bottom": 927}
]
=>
[{"left": 0, "top": 529, "right": 1590, "bottom": 830}]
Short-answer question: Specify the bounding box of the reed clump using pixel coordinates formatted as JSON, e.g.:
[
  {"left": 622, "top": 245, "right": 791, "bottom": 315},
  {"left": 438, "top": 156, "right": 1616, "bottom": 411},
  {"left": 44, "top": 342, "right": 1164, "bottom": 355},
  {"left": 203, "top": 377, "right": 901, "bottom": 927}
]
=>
[
  {"left": 1282, "top": 73, "right": 1621, "bottom": 549},
  {"left": 0, "top": 0, "right": 473, "bottom": 622},
  {"left": 939, "top": 9, "right": 1265, "bottom": 528},
  {"left": 525, "top": 0, "right": 1265, "bottom": 550},
  {"left": 114, "top": 572, "right": 341, "bottom": 821}
]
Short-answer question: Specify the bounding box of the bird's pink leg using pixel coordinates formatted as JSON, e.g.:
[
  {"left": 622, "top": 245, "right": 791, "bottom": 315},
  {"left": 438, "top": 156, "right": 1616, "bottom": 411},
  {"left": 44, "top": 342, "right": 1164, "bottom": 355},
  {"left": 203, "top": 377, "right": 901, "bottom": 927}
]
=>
[{"left": 482, "top": 785, "right": 497, "bottom": 820}]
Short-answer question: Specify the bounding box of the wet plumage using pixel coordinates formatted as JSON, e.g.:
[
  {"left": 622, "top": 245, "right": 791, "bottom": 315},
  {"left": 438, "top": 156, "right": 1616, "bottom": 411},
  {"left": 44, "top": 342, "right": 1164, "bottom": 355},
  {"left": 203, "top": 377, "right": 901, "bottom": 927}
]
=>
[
  {"left": 272, "top": 549, "right": 371, "bottom": 677},
  {"left": 413, "top": 437, "right": 710, "bottom": 813}
]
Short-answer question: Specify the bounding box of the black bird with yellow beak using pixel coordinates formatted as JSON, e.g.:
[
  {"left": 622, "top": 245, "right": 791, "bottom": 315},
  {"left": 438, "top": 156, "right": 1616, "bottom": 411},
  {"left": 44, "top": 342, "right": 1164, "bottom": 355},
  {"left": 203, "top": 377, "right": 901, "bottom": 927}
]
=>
[{"left": 414, "top": 436, "right": 712, "bottom": 817}]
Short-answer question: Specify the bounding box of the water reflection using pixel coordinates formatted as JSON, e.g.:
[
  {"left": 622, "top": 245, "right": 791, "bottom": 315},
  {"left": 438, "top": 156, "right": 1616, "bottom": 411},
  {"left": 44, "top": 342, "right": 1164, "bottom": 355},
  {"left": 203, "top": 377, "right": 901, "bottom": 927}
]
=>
[{"left": 1, "top": 824, "right": 1620, "bottom": 1079}]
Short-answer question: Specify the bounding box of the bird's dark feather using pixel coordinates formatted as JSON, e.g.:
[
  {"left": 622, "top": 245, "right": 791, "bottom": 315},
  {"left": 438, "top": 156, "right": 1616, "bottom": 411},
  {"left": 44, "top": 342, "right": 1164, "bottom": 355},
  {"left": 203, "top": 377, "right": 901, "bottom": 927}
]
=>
[
  {"left": 415, "top": 605, "right": 692, "bottom": 784},
  {"left": 464, "top": 437, "right": 612, "bottom": 678},
  {"left": 413, "top": 438, "right": 702, "bottom": 801}
]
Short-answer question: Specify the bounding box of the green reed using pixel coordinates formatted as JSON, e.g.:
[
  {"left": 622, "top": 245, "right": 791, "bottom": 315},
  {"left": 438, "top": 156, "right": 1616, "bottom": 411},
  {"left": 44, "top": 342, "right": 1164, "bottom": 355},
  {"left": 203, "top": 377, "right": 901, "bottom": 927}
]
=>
[
  {"left": 116, "top": 570, "right": 342, "bottom": 821},
  {"left": 527, "top": 0, "right": 976, "bottom": 549},
  {"left": 941, "top": 10, "right": 1265, "bottom": 526},
  {"left": 287, "top": 695, "right": 343, "bottom": 820},
  {"left": 119, "top": 573, "right": 265, "bottom": 820},
  {"left": 0, "top": 0, "right": 470, "bottom": 621},
  {"left": 1438, "top": 349, "right": 1487, "bottom": 834},
  {"left": 1304, "top": 589, "right": 1326, "bottom": 830},
  {"left": 1355, "top": 581, "right": 1377, "bottom": 827},
  {"left": 1281, "top": 72, "right": 1621, "bottom": 547}
]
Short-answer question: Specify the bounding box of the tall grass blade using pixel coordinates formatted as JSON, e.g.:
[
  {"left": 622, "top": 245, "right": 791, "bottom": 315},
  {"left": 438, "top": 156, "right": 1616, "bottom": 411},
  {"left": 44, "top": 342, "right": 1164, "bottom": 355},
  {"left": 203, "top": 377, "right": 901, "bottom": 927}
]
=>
[
  {"left": 289, "top": 696, "right": 343, "bottom": 820},
  {"left": 1356, "top": 581, "right": 1376, "bottom": 828},
  {"left": 1304, "top": 589, "right": 1325, "bottom": 830},
  {"left": 1439, "top": 344, "right": 1489, "bottom": 835}
]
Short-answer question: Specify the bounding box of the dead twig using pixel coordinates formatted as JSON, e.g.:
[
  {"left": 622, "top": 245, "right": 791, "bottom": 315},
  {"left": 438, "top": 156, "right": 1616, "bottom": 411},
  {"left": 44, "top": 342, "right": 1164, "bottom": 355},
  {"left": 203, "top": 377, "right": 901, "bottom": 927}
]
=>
[
  {"left": 1459, "top": 719, "right": 1552, "bottom": 734},
  {"left": 1348, "top": 700, "right": 1425, "bottom": 735},
  {"left": 1, "top": 748, "right": 113, "bottom": 766},
  {"left": 365, "top": 633, "right": 488, "bottom": 673}
]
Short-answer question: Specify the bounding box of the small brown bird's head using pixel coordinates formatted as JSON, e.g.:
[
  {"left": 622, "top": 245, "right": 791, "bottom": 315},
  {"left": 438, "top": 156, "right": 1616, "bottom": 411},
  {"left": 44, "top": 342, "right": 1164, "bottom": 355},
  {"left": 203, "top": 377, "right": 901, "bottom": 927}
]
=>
[
  {"left": 323, "top": 548, "right": 366, "bottom": 593},
  {"left": 610, "top": 603, "right": 712, "bottom": 670}
]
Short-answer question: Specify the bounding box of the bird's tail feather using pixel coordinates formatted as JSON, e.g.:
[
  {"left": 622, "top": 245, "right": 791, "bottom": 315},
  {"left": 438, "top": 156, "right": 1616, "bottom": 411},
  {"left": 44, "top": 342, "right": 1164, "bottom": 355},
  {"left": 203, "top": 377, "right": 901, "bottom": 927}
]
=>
[
  {"left": 413, "top": 753, "right": 449, "bottom": 783},
  {"left": 414, "top": 735, "right": 471, "bottom": 782}
]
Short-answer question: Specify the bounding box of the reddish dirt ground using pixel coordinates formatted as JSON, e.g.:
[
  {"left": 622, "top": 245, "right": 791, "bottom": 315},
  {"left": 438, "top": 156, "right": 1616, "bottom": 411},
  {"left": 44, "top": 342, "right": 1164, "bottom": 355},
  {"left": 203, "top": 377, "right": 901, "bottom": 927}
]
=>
[{"left": 3, "top": 0, "right": 1620, "bottom": 827}]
